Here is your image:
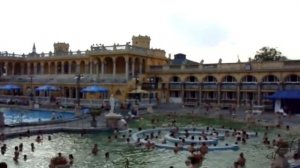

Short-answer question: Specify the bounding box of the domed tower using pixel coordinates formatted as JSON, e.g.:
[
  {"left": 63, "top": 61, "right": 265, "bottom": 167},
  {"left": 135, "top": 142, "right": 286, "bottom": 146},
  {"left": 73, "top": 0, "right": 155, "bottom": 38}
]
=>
[
  {"left": 53, "top": 42, "right": 69, "bottom": 56},
  {"left": 132, "top": 35, "right": 151, "bottom": 49}
]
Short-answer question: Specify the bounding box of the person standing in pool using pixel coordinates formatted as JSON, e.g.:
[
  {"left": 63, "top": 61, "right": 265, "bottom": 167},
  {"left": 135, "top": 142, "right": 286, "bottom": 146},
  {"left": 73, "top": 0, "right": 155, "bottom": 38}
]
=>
[
  {"left": 124, "top": 158, "right": 130, "bottom": 168},
  {"left": 92, "top": 144, "right": 98, "bottom": 155},
  {"left": 105, "top": 152, "right": 109, "bottom": 160},
  {"left": 234, "top": 152, "right": 246, "bottom": 168},
  {"left": 68, "top": 154, "right": 74, "bottom": 165},
  {"left": 199, "top": 142, "right": 208, "bottom": 155},
  {"left": 13, "top": 146, "right": 19, "bottom": 163},
  {"left": 31, "top": 143, "right": 35, "bottom": 152},
  {"left": 19, "top": 143, "right": 23, "bottom": 152},
  {"left": 23, "top": 154, "right": 27, "bottom": 161}
]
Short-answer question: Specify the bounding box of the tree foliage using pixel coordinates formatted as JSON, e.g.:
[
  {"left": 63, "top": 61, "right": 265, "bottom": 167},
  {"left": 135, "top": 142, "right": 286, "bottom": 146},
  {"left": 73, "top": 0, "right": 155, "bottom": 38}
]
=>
[{"left": 254, "top": 47, "right": 287, "bottom": 61}]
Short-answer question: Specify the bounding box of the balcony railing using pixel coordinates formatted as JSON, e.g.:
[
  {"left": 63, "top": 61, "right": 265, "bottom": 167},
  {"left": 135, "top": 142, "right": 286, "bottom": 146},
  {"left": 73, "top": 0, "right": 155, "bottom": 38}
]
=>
[
  {"left": 221, "top": 83, "right": 237, "bottom": 90},
  {"left": 284, "top": 84, "right": 300, "bottom": 90},
  {"left": 169, "top": 83, "right": 182, "bottom": 89},
  {"left": 261, "top": 83, "right": 280, "bottom": 90},
  {"left": 240, "top": 83, "right": 258, "bottom": 90},
  {"left": 184, "top": 83, "right": 199, "bottom": 89},
  {"left": 202, "top": 83, "right": 218, "bottom": 89}
]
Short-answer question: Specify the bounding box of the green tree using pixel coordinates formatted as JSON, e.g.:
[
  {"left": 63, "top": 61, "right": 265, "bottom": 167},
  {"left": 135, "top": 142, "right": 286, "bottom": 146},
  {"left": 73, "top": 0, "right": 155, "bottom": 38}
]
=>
[{"left": 254, "top": 47, "right": 287, "bottom": 61}]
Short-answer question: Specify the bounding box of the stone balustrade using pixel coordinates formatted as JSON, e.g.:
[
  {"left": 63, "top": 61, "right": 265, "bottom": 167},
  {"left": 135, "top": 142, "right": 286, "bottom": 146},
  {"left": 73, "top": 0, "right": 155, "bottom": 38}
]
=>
[{"left": 0, "top": 44, "right": 165, "bottom": 59}]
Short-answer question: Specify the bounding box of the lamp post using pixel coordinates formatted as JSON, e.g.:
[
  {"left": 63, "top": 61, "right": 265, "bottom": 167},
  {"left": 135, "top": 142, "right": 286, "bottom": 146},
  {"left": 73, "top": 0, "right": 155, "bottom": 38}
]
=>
[
  {"left": 74, "top": 74, "right": 84, "bottom": 107},
  {"left": 28, "top": 75, "right": 34, "bottom": 108},
  {"left": 74, "top": 74, "right": 85, "bottom": 117},
  {"left": 134, "top": 76, "right": 139, "bottom": 103},
  {"left": 149, "top": 78, "right": 154, "bottom": 104},
  {"left": 29, "top": 75, "right": 33, "bottom": 101}
]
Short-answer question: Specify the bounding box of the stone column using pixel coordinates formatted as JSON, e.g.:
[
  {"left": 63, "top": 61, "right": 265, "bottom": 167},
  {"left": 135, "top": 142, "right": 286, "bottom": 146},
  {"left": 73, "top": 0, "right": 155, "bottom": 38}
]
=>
[
  {"left": 199, "top": 84, "right": 202, "bottom": 105},
  {"left": 4, "top": 62, "right": 8, "bottom": 75},
  {"left": 61, "top": 61, "right": 65, "bottom": 74},
  {"left": 217, "top": 82, "right": 221, "bottom": 105},
  {"left": 112, "top": 57, "right": 116, "bottom": 77},
  {"left": 20, "top": 63, "right": 24, "bottom": 75},
  {"left": 139, "top": 58, "right": 142, "bottom": 75},
  {"left": 70, "top": 88, "right": 73, "bottom": 98},
  {"left": 85, "top": 62, "right": 89, "bottom": 74},
  {"left": 34, "top": 62, "right": 37, "bottom": 75},
  {"left": 89, "top": 59, "right": 93, "bottom": 75},
  {"left": 68, "top": 61, "right": 72, "bottom": 74},
  {"left": 27, "top": 63, "right": 31, "bottom": 75},
  {"left": 257, "top": 82, "right": 261, "bottom": 105},
  {"left": 95, "top": 61, "right": 99, "bottom": 76},
  {"left": 76, "top": 62, "right": 80, "bottom": 74},
  {"left": 48, "top": 63, "right": 51, "bottom": 74},
  {"left": 54, "top": 62, "right": 58, "bottom": 74},
  {"left": 40, "top": 63, "right": 44, "bottom": 75},
  {"left": 101, "top": 59, "right": 104, "bottom": 75},
  {"left": 237, "top": 83, "right": 240, "bottom": 108},
  {"left": 125, "top": 57, "right": 129, "bottom": 80},
  {"left": 11, "top": 62, "right": 15, "bottom": 75},
  {"left": 132, "top": 59, "right": 135, "bottom": 76}
]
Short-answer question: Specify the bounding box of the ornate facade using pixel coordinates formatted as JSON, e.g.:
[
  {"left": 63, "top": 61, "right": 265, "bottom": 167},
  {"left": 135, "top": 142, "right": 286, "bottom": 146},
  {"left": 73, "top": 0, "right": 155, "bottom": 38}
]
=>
[
  {"left": 1, "top": 35, "right": 300, "bottom": 111},
  {"left": 0, "top": 35, "right": 167, "bottom": 102},
  {"left": 145, "top": 54, "right": 300, "bottom": 110}
]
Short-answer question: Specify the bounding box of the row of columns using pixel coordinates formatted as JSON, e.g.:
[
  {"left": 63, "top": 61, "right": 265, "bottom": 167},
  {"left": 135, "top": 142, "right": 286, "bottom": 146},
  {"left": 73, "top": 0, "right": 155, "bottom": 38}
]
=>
[
  {"left": 4, "top": 57, "right": 144, "bottom": 80},
  {"left": 167, "top": 83, "right": 277, "bottom": 106}
]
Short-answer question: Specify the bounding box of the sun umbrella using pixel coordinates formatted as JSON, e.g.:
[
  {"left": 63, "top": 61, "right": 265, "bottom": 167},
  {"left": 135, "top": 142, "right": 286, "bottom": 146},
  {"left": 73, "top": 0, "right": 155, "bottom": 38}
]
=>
[
  {"left": 81, "top": 86, "right": 108, "bottom": 93},
  {"left": 0, "top": 84, "right": 20, "bottom": 91},
  {"left": 35, "top": 85, "right": 59, "bottom": 91}
]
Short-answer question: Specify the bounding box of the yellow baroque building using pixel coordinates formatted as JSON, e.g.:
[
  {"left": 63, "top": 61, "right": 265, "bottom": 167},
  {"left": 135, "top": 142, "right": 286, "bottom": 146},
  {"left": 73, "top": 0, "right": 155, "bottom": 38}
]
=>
[
  {"left": 1, "top": 35, "right": 300, "bottom": 112},
  {"left": 0, "top": 35, "right": 167, "bottom": 106}
]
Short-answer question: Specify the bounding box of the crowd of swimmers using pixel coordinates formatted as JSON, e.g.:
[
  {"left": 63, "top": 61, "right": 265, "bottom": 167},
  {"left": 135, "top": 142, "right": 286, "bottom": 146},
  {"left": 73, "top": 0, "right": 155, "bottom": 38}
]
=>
[{"left": 5, "top": 123, "right": 295, "bottom": 168}]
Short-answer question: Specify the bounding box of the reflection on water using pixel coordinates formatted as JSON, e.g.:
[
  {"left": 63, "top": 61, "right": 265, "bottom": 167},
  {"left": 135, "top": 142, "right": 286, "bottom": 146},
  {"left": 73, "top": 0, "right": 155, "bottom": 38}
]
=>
[
  {"left": 0, "top": 132, "right": 275, "bottom": 168},
  {"left": 0, "top": 107, "right": 74, "bottom": 124}
]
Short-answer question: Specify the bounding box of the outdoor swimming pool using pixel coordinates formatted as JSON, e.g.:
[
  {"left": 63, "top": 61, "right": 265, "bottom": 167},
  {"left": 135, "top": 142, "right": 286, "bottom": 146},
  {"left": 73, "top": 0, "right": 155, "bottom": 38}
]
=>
[
  {"left": 0, "top": 107, "right": 76, "bottom": 125},
  {"left": 0, "top": 130, "right": 276, "bottom": 168}
]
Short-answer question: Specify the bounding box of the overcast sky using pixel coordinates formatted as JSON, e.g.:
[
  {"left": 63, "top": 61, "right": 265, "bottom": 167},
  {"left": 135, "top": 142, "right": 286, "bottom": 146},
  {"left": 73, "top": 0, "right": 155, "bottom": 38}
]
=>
[{"left": 0, "top": 0, "right": 299, "bottom": 63}]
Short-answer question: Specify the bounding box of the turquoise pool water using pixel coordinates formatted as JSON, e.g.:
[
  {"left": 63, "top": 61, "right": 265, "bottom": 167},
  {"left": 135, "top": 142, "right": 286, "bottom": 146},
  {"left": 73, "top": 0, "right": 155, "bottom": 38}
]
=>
[
  {"left": 0, "top": 131, "right": 275, "bottom": 168},
  {"left": 0, "top": 107, "right": 75, "bottom": 125}
]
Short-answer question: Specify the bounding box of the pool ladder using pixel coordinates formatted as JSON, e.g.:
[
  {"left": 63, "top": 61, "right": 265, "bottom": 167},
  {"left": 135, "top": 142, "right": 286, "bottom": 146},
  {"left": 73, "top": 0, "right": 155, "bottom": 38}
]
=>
[{"left": 267, "top": 138, "right": 300, "bottom": 160}]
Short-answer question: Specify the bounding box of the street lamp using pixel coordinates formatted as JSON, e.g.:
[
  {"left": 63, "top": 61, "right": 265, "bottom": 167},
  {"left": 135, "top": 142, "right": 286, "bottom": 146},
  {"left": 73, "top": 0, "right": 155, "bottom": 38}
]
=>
[
  {"left": 134, "top": 76, "right": 139, "bottom": 103},
  {"left": 74, "top": 74, "right": 84, "bottom": 107},
  {"left": 29, "top": 75, "right": 34, "bottom": 101},
  {"left": 149, "top": 78, "right": 154, "bottom": 104}
]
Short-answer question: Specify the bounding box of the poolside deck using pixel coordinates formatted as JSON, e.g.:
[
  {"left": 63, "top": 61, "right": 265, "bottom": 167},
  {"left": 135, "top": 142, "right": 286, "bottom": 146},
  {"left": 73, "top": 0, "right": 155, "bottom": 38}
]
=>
[{"left": 1, "top": 103, "right": 300, "bottom": 137}]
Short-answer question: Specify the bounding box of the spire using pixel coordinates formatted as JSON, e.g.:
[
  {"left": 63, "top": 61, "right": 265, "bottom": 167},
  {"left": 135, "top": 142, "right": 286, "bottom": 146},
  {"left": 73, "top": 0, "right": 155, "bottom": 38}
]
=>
[{"left": 32, "top": 43, "right": 36, "bottom": 53}]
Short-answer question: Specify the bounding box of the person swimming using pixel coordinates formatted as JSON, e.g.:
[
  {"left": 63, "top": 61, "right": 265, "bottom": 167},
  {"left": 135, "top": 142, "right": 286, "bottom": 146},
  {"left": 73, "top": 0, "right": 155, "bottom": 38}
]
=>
[
  {"left": 105, "top": 152, "right": 109, "bottom": 160},
  {"left": 36, "top": 135, "right": 42, "bottom": 143},
  {"left": 135, "top": 138, "right": 142, "bottom": 147}
]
